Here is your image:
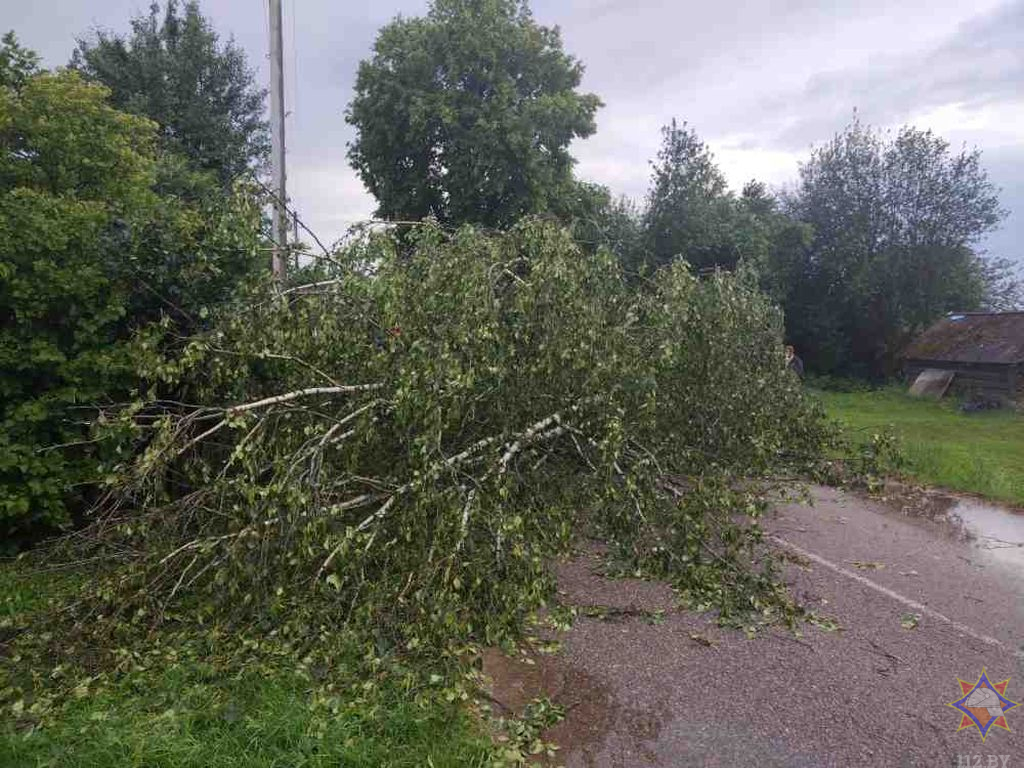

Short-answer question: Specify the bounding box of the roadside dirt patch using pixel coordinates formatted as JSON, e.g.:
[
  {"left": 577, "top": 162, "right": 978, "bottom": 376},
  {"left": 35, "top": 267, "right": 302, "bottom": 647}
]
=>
[
  {"left": 480, "top": 644, "right": 621, "bottom": 765},
  {"left": 477, "top": 543, "right": 679, "bottom": 765},
  {"left": 480, "top": 645, "right": 566, "bottom": 715}
]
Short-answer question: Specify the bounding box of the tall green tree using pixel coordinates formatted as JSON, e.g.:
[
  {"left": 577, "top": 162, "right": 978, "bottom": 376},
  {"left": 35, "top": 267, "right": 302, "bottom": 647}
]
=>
[
  {"left": 545, "top": 180, "right": 645, "bottom": 269},
  {"left": 737, "top": 180, "right": 813, "bottom": 309},
  {"left": 0, "top": 31, "right": 39, "bottom": 90},
  {"left": 579, "top": 190, "right": 647, "bottom": 273},
  {"left": 71, "top": 0, "right": 268, "bottom": 186},
  {"left": 0, "top": 62, "right": 262, "bottom": 541},
  {"left": 784, "top": 120, "right": 1005, "bottom": 377},
  {"left": 642, "top": 120, "right": 755, "bottom": 272},
  {"left": 347, "top": 0, "right": 602, "bottom": 227}
]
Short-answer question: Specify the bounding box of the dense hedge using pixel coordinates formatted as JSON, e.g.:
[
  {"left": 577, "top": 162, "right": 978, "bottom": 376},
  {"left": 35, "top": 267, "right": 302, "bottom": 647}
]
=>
[{"left": 0, "top": 71, "right": 262, "bottom": 542}]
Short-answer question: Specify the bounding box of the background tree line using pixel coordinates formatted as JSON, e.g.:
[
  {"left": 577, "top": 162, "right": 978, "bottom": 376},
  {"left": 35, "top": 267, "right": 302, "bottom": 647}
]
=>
[
  {"left": 1, "top": 0, "right": 1019, "bottom": 544},
  {"left": 347, "top": 0, "right": 1018, "bottom": 379}
]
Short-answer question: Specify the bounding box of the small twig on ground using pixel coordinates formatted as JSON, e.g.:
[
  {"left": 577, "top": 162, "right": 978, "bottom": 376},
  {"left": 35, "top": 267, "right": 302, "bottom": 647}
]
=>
[
  {"left": 775, "top": 632, "right": 818, "bottom": 652},
  {"left": 867, "top": 639, "right": 905, "bottom": 664}
]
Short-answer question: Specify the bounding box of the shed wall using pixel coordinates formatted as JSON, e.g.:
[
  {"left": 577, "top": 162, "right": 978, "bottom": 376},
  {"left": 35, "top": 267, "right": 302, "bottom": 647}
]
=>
[{"left": 904, "top": 360, "right": 1021, "bottom": 399}]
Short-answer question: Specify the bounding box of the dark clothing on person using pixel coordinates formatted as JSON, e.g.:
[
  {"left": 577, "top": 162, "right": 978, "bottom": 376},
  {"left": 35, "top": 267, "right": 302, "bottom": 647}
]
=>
[{"left": 787, "top": 355, "right": 804, "bottom": 378}]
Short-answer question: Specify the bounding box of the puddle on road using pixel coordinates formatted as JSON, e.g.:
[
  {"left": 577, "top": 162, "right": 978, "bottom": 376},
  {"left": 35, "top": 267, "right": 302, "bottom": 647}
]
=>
[
  {"left": 950, "top": 499, "right": 1024, "bottom": 571},
  {"left": 875, "top": 481, "right": 1024, "bottom": 572}
]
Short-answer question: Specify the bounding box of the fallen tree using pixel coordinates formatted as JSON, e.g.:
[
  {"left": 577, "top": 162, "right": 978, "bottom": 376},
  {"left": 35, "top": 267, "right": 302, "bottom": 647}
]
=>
[{"left": 25, "top": 220, "right": 830, "bottom": 659}]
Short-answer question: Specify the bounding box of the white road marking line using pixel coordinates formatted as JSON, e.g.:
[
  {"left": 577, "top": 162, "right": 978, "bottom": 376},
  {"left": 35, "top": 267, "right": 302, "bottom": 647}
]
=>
[{"left": 768, "top": 535, "right": 1024, "bottom": 658}]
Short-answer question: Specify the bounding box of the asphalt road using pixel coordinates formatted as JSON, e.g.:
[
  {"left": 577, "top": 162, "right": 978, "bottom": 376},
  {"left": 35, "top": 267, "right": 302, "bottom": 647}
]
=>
[{"left": 500, "top": 486, "right": 1024, "bottom": 767}]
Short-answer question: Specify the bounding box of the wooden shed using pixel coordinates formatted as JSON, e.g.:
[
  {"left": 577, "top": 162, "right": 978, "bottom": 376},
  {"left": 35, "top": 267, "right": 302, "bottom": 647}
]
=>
[{"left": 903, "top": 312, "right": 1024, "bottom": 401}]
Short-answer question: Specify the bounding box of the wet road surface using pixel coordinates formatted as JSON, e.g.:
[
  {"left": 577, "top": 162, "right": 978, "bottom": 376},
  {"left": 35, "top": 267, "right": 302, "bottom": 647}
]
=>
[{"left": 487, "top": 485, "right": 1024, "bottom": 767}]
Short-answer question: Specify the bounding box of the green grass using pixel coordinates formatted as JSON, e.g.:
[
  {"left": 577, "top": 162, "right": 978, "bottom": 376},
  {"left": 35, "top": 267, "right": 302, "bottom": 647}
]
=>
[
  {"left": 0, "top": 567, "right": 493, "bottom": 768},
  {"left": 2, "top": 667, "right": 490, "bottom": 768},
  {"left": 815, "top": 387, "right": 1024, "bottom": 506}
]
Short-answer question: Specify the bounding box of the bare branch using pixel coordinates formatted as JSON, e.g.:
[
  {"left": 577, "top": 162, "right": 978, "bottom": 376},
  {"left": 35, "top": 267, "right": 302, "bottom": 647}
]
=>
[{"left": 224, "top": 384, "right": 382, "bottom": 415}]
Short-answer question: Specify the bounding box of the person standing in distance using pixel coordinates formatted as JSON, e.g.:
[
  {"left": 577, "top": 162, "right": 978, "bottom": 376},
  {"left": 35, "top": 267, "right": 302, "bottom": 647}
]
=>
[{"left": 785, "top": 345, "right": 804, "bottom": 379}]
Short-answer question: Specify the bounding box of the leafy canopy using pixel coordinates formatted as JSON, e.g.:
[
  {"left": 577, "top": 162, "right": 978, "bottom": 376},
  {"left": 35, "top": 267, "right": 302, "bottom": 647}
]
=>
[
  {"left": 347, "top": 0, "right": 602, "bottom": 227},
  {"left": 782, "top": 119, "right": 1006, "bottom": 377},
  {"left": 0, "top": 32, "right": 39, "bottom": 91},
  {"left": 641, "top": 120, "right": 793, "bottom": 275},
  {"left": 0, "top": 65, "right": 263, "bottom": 540},
  {"left": 644, "top": 119, "right": 732, "bottom": 270},
  {"left": 72, "top": 0, "right": 268, "bottom": 186}
]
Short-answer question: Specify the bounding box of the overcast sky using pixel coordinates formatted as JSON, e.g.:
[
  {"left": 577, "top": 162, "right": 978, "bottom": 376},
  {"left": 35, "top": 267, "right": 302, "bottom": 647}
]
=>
[{"left": 8, "top": 0, "right": 1023, "bottom": 263}]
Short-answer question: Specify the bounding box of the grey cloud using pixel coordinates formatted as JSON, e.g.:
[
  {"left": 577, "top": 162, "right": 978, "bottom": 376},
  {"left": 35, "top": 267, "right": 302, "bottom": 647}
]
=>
[
  {"left": 5, "top": 0, "right": 1022, "bottom": 261},
  {"left": 981, "top": 145, "right": 1024, "bottom": 261},
  {"left": 756, "top": 0, "right": 1024, "bottom": 149}
]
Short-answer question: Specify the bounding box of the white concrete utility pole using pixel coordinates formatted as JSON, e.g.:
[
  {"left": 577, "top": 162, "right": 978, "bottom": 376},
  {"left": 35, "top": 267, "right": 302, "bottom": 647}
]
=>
[{"left": 268, "top": 0, "right": 288, "bottom": 280}]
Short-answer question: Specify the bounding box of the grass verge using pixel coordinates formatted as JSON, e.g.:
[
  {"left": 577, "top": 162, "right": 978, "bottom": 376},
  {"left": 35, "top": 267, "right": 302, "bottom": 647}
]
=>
[
  {"left": 0, "top": 565, "right": 493, "bottom": 768},
  {"left": 815, "top": 387, "right": 1024, "bottom": 506}
]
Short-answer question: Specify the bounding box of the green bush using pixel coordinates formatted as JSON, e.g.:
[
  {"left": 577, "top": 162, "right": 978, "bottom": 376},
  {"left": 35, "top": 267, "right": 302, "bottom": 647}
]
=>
[{"left": 0, "top": 70, "right": 262, "bottom": 541}]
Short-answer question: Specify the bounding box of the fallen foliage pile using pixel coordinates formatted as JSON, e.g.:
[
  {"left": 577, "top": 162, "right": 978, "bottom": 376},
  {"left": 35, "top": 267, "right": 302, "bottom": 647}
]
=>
[{"left": 5, "top": 219, "right": 830, "bottom": 721}]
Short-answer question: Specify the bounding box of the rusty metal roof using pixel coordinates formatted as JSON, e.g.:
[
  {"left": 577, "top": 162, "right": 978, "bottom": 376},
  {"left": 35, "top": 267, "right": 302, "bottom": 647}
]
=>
[{"left": 904, "top": 312, "right": 1024, "bottom": 365}]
